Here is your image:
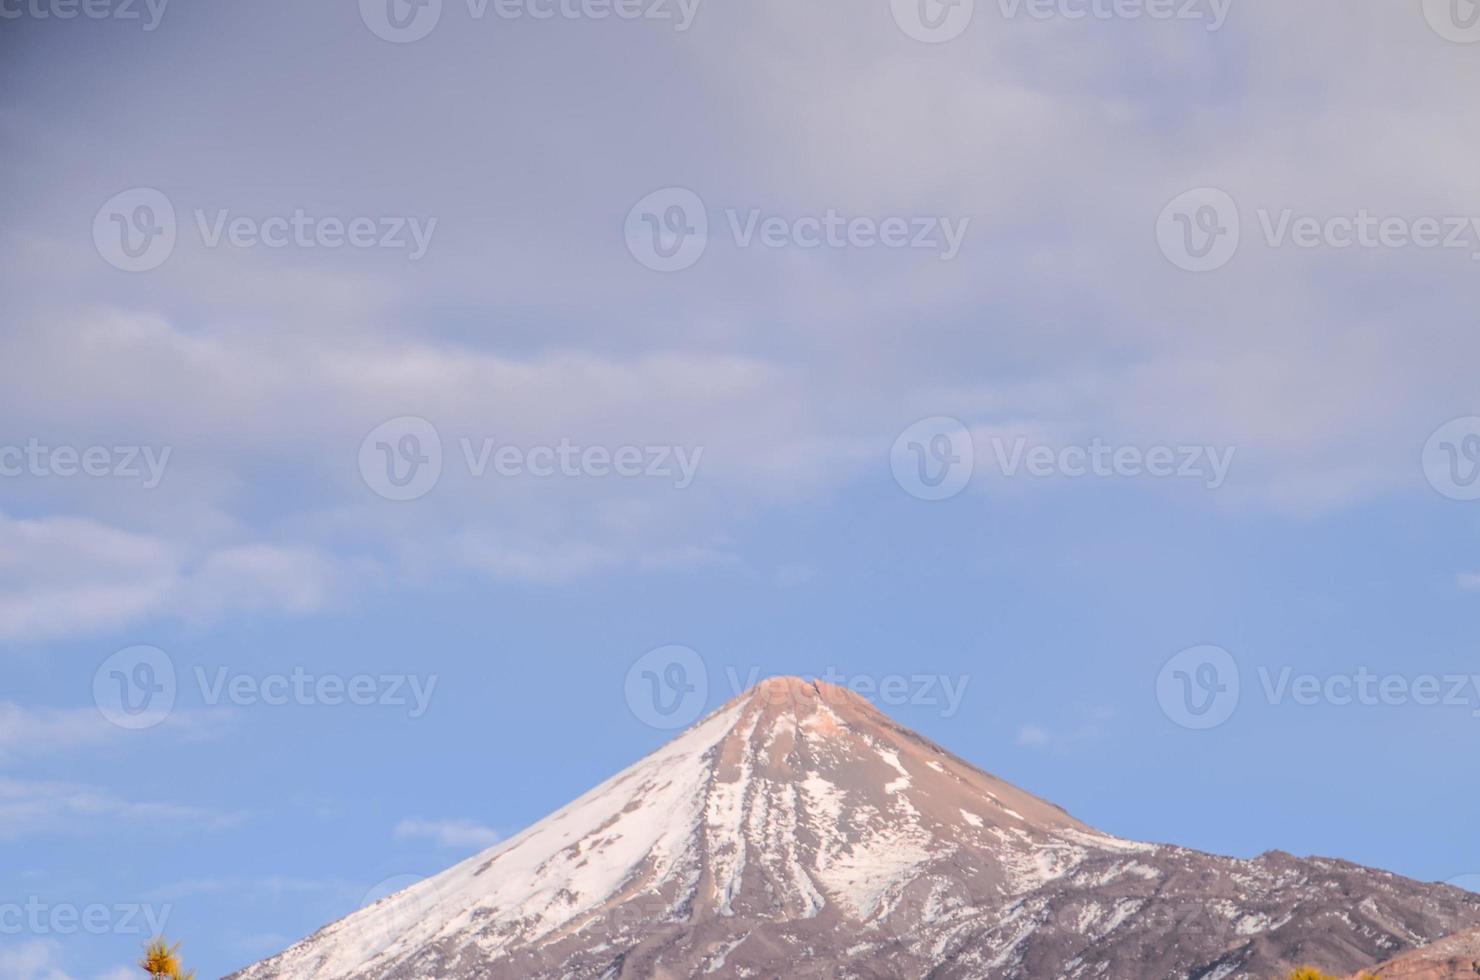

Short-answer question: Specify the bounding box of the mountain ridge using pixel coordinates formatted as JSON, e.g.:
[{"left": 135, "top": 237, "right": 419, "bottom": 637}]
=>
[{"left": 230, "top": 675, "right": 1480, "bottom": 979}]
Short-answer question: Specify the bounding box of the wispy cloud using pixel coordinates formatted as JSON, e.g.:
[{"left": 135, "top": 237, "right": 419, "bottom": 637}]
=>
[
  {"left": 0, "top": 940, "right": 69, "bottom": 980},
  {"left": 0, "top": 938, "right": 132, "bottom": 980},
  {"left": 0, "top": 778, "right": 242, "bottom": 840},
  {"left": 1015, "top": 725, "right": 1054, "bottom": 748},
  {"left": 394, "top": 818, "right": 500, "bottom": 850},
  {"left": 0, "top": 704, "right": 115, "bottom": 764},
  {"left": 143, "top": 876, "right": 342, "bottom": 903},
  {"left": 1015, "top": 708, "right": 1115, "bottom": 754},
  {"left": 0, "top": 701, "right": 233, "bottom": 765},
  {"left": 0, "top": 509, "right": 367, "bottom": 643}
]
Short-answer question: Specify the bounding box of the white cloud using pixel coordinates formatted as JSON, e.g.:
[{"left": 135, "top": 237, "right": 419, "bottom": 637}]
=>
[
  {"left": 671, "top": 0, "right": 1480, "bottom": 513},
  {"left": 143, "top": 876, "right": 340, "bottom": 902},
  {"left": 0, "top": 778, "right": 242, "bottom": 840},
  {"left": 0, "top": 940, "right": 71, "bottom": 980},
  {"left": 0, "top": 940, "right": 131, "bottom": 980},
  {"left": 2, "top": 1, "right": 1479, "bottom": 646},
  {"left": 0, "top": 701, "right": 232, "bottom": 765},
  {"left": 1016, "top": 708, "right": 1114, "bottom": 753},
  {"left": 0, "top": 312, "right": 856, "bottom": 638},
  {"left": 0, "top": 510, "right": 364, "bottom": 643},
  {"left": 394, "top": 818, "right": 500, "bottom": 850},
  {"left": 4, "top": 311, "right": 850, "bottom": 500},
  {"left": 773, "top": 563, "right": 817, "bottom": 588},
  {"left": 1015, "top": 725, "right": 1052, "bottom": 748},
  {"left": 0, "top": 704, "right": 116, "bottom": 764}
]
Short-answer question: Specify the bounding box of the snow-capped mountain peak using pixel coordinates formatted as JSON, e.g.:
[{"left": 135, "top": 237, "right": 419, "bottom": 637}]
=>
[{"left": 232, "top": 677, "right": 1480, "bottom": 980}]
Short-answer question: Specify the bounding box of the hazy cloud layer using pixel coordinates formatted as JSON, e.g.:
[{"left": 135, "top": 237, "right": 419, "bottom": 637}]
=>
[{"left": 4, "top": 1, "right": 1478, "bottom": 630}]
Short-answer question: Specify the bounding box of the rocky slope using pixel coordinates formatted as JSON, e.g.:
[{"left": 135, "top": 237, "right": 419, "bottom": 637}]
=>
[
  {"left": 1354, "top": 927, "right": 1480, "bottom": 979},
  {"left": 230, "top": 676, "right": 1480, "bottom": 980}
]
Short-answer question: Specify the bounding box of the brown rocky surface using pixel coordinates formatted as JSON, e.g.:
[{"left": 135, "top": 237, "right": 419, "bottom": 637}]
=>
[{"left": 1351, "top": 927, "right": 1480, "bottom": 979}]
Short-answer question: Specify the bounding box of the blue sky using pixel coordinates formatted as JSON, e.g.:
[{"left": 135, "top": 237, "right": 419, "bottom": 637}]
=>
[{"left": 5, "top": 1, "right": 1480, "bottom": 976}]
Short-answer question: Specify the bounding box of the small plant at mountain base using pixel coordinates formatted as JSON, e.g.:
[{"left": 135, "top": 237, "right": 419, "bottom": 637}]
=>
[
  {"left": 140, "top": 938, "right": 196, "bottom": 980},
  {"left": 1285, "top": 969, "right": 1379, "bottom": 980}
]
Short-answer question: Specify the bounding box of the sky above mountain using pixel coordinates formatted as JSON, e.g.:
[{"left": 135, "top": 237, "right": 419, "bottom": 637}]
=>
[{"left": 4, "top": 1, "right": 1480, "bottom": 977}]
